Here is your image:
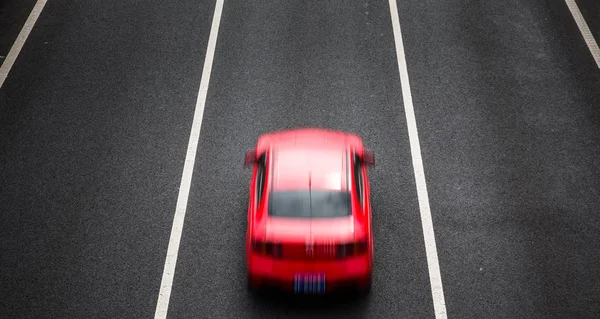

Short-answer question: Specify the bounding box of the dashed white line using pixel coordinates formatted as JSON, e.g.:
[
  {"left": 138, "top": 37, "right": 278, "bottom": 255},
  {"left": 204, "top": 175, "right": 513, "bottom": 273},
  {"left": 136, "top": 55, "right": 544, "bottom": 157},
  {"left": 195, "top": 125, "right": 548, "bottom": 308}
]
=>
[
  {"left": 154, "top": 0, "right": 224, "bottom": 318},
  {"left": 387, "top": 1, "right": 448, "bottom": 318},
  {"left": 564, "top": 0, "right": 600, "bottom": 69},
  {"left": 0, "top": 0, "right": 48, "bottom": 89}
]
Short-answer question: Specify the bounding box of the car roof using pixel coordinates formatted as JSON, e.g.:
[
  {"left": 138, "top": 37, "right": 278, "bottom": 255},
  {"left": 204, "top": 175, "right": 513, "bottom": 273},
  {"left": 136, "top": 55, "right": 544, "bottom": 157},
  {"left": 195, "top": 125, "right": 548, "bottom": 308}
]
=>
[
  {"left": 257, "top": 128, "right": 362, "bottom": 192},
  {"left": 271, "top": 145, "right": 349, "bottom": 191}
]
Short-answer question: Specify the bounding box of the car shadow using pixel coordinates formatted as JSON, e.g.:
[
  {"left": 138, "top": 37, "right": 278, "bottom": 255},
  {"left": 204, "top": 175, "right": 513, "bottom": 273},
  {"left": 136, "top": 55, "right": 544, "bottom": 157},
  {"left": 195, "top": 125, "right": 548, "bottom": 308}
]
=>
[{"left": 249, "top": 287, "right": 370, "bottom": 316}]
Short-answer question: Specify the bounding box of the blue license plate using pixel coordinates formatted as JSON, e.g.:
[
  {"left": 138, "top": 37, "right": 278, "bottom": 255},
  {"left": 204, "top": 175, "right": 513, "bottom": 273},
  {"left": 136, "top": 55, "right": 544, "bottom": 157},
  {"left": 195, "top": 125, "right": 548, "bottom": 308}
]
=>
[{"left": 293, "top": 273, "right": 326, "bottom": 294}]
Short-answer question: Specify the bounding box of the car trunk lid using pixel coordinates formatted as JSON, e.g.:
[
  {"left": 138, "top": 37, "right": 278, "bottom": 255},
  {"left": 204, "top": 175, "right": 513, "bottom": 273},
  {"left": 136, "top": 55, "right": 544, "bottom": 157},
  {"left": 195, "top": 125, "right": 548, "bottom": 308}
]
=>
[{"left": 262, "top": 216, "right": 360, "bottom": 260}]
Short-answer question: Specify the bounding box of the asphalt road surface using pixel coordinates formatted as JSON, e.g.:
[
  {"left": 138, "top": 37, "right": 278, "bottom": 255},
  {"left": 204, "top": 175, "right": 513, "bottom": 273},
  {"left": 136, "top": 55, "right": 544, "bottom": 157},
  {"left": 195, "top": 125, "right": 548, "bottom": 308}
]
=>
[{"left": 1, "top": 0, "right": 599, "bottom": 318}]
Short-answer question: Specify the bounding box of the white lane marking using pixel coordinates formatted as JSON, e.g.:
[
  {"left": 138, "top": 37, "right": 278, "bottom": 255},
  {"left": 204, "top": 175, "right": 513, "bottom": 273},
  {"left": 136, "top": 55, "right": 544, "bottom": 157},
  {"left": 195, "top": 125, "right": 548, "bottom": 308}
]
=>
[
  {"left": 387, "top": 1, "right": 448, "bottom": 318},
  {"left": 154, "top": 0, "right": 224, "bottom": 318},
  {"left": 0, "top": 0, "right": 48, "bottom": 89},
  {"left": 564, "top": 0, "right": 600, "bottom": 69}
]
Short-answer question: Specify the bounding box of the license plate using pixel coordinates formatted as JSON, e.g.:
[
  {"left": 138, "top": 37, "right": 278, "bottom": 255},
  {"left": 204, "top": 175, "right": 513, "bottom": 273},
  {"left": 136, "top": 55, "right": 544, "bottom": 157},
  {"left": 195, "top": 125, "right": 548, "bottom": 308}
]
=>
[{"left": 293, "top": 273, "right": 326, "bottom": 294}]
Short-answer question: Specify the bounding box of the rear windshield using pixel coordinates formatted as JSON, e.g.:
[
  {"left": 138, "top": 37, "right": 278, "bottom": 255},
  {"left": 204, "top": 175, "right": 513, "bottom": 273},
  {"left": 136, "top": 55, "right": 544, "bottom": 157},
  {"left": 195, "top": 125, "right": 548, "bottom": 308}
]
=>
[{"left": 268, "top": 190, "right": 352, "bottom": 218}]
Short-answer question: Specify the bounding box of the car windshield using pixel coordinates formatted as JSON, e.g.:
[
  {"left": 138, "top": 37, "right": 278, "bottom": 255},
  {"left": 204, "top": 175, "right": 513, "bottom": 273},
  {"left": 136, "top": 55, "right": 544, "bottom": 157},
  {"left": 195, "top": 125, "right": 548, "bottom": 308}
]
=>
[{"left": 268, "top": 190, "right": 352, "bottom": 218}]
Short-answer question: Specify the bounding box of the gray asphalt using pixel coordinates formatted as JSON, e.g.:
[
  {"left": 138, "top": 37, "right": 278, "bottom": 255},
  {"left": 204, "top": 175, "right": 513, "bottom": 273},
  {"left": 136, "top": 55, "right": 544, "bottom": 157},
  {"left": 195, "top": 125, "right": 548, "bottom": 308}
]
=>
[
  {"left": 577, "top": 0, "right": 599, "bottom": 49},
  {"left": 398, "top": 0, "right": 600, "bottom": 318},
  {"left": 0, "top": 0, "right": 37, "bottom": 64},
  {"left": 1, "top": 0, "right": 599, "bottom": 318},
  {"left": 0, "top": 0, "right": 214, "bottom": 317}
]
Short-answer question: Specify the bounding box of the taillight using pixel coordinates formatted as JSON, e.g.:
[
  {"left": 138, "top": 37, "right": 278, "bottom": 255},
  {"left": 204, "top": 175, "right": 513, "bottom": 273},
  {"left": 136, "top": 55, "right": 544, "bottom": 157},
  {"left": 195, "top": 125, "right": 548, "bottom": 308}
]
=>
[
  {"left": 336, "top": 239, "right": 368, "bottom": 259},
  {"left": 251, "top": 240, "right": 282, "bottom": 257}
]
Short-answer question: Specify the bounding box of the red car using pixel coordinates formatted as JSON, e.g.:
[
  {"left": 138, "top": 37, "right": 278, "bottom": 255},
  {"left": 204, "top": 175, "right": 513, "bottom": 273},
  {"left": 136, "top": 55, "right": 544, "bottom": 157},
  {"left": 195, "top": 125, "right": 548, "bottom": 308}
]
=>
[{"left": 244, "top": 128, "right": 375, "bottom": 295}]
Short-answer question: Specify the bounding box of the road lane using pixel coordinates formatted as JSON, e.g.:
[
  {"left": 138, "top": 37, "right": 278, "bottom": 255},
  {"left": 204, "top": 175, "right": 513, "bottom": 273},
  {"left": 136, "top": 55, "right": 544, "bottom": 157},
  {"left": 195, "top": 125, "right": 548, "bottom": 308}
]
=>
[
  {"left": 155, "top": 0, "right": 224, "bottom": 317},
  {"left": 564, "top": 0, "right": 600, "bottom": 68},
  {"left": 2, "top": 0, "right": 599, "bottom": 317},
  {"left": 0, "top": 1, "right": 216, "bottom": 317},
  {"left": 166, "top": 0, "right": 435, "bottom": 318},
  {"left": 388, "top": 0, "right": 447, "bottom": 316},
  {"left": 0, "top": 0, "right": 37, "bottom": 66},
  {"left": 395, "top": 0, "right": 600, "bottom": 317},
  {"left": 0, "top": 0, "right": 47, "bottom": 88},
  {"left": 574, "top": 0, "right": 600, "bottom": 55}
]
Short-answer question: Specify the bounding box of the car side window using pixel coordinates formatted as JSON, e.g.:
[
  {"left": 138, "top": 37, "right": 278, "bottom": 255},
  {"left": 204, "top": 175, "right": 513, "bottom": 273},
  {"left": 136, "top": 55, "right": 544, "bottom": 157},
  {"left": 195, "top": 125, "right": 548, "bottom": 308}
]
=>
[
  {"left": 353, "top": 155, "right": 364, "bottom": 206},
  {"left": 255, "top": 153, "right": 267, "bottom": 206}
]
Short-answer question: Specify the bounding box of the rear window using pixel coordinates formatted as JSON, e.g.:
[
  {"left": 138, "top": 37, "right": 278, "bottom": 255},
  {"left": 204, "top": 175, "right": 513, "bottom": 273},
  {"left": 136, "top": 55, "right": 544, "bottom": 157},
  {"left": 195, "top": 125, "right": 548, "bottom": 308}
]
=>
[{"left": 268, "top": 190, "right": 352, "bottom": 218}]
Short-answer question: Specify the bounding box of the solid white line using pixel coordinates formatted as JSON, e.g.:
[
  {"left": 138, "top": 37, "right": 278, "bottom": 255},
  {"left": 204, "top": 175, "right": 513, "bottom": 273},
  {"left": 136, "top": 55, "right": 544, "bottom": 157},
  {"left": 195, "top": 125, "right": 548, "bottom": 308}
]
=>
[
  {"left": 564, "top": 0, "right": 600, "bottom": 69},
  {"left": 0, "top": 0, "right": 48, "bottom": 89},
  {"left": 387, "top": 1, "right": 448, "bottom": 318},
  {"left": 154, "top": 0, "right": 224, "bottom": 318}
]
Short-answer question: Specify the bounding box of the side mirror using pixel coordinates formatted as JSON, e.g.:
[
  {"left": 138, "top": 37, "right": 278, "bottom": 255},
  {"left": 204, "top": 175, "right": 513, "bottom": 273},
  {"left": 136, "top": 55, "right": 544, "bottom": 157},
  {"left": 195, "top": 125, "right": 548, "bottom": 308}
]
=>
[
  {"left": 244, "top": 150, "right": 257, "bottom": 167},
  {"left": 363, "top": 149, "right": 375, "bottom": 167}
]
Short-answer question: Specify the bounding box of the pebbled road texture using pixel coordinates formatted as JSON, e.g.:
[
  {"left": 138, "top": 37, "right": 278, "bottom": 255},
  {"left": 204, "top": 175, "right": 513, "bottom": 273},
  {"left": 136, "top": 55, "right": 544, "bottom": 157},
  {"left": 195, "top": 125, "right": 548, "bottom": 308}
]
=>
[
  {"left": 576, "top": 0, "right": 600, "bottom": 54},
  {"left": 1, "top": 0, "right": 599, "bottom": 318},
  {"left": 397, "top": 0, "right": 600, "bottom": 317},
  {"left": 0, "top": 0, "right": 215, "bottom": 317},
  {"left": 0, "top": 0, "right": 37, "bottom": 66},
  {"left": 167, "top": 0, "right": 434, "bottom": 318}
]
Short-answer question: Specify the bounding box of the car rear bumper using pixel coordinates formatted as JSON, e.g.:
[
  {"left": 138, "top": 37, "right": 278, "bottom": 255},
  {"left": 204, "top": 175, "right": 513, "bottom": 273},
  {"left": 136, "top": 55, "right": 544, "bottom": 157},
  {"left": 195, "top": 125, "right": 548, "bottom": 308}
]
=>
[{"left": 247, "top": 252, "right": 372, "bottom": 293}]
